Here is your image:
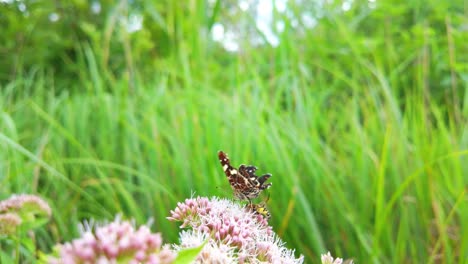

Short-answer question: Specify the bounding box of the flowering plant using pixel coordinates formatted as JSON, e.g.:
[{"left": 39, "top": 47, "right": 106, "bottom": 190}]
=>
[
  {"left": 168, "top": 196, "right": 303, "bottom": 263},
  {"left": 0, "top": 194, "right": 52, "bottom": 235},
  {"left": 46, "top": 217, "right": 176, "bottom": 264},
  {"left": 1, "top": 193, "right": 350, "bottom": 263}
]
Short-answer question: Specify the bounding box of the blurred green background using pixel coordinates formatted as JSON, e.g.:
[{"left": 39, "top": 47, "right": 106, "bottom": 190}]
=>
[{"left": 0, "top": 0, "right": 467, "bottom": 263}]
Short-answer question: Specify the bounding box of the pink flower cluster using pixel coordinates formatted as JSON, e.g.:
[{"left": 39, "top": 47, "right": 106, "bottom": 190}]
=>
[
  {"left": 167, "top": 196, "right": 212, "bottom": 228},
  {"left": 168, "top": 197, "right": 271, "bottom": 248},
  {"left": 0, "top": 194, "right": 51, "bottom": 235},
  {"left": 168, "top": 196, "right": 304, "bottom": 263},
  {"left": 48, "top": 218, "right": 176, "bottom": 264},
  {"left": 0, "top": 194, "right": 52, "bottom": 217}
]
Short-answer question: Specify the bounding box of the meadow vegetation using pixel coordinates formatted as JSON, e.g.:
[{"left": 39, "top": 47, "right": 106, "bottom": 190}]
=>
[{"left": 0, "top": 0, "right": 466, "bottom": 263}]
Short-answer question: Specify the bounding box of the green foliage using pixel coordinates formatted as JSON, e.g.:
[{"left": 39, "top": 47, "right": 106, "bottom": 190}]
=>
[
  {"left": 173, "top": 242, "right": 207, "bottom": 264},
  {"left": 0, "top": 0, "right": 467, "bottom": 263}
]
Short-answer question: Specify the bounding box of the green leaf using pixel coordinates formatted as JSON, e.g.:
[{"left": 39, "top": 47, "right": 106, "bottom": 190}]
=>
[{"left": 173, "top": 240, "right": 207, "bottom": 264}]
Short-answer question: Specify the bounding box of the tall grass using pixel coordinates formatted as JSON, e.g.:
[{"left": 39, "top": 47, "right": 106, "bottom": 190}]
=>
[{"left": 1, "top": 0, "right": 466, "bottom": 263}]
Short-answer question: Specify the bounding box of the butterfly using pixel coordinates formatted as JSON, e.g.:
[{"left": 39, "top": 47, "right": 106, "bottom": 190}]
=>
[{"left": 218, "top": 151, "right": 272, "bottom": 202}]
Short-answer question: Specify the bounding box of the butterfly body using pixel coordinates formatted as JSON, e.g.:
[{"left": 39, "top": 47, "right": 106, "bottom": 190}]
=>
[{"left": 246, "top": 202, "right": 271, "bottom": 220}]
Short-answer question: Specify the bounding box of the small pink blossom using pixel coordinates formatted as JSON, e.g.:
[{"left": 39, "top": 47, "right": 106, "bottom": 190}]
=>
[
  {"left": 0, "top": 213, "right": 22, "bottom": 235},
  {"left": 321, "top": 251, "right": 353, "bottom": 264}
]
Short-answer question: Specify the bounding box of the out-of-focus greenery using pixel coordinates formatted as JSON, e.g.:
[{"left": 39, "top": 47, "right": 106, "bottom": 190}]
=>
[{"left": 0, "top": 0, "right": 466, "bottom": 263}]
